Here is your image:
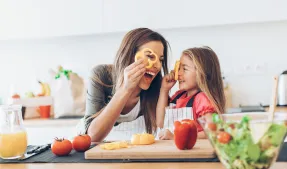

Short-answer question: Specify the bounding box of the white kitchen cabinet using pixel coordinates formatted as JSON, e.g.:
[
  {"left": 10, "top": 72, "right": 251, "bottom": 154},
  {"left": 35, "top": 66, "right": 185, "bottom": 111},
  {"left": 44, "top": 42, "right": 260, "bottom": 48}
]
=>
[
  {"left": 26, "top": 127, "right": 76, "bottom": 145},
  {"left": 102, "top": 0, "right": 287, "bottom": 33},
  {"left": 24, "top": 119, "right": 136, "bottom": 145},
  {"left": 1, "top": 0, "right": 286, "bottom": 40},
  {"left": 0, "top": 0, "right": 103, "bottom": 40}
]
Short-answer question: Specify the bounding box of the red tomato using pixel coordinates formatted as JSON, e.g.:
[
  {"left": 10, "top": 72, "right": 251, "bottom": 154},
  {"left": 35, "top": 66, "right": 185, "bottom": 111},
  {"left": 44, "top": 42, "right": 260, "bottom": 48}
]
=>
[
  {"left": 207, "top": 123, "right": 217, "bottom": 131},
  {"left": 51, "top": 138, "right": 72, "bottom": 156},
  {"left": 72, "top": 134, "right": 91, "bottom": 152},
  {"left": 229, "top": 123, "right": 235, "bottom": 129},
  {"left": 83, "top": 134, "right": 91, "bottom": 144},
  {"left": 217, "top": 132, "right": 231, "bottom": 144}
]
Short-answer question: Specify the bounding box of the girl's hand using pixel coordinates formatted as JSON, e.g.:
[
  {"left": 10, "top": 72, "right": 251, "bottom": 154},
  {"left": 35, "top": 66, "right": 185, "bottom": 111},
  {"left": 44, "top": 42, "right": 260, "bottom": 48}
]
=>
[
  {"left": 158, "top": 129, "right": 174, "bottom": 140},
  {"left": 122, "top": 59, "right": 146, "bottom": 92},
  {"left": 161, "top": 70, "right": 176, "bottom": 92}
]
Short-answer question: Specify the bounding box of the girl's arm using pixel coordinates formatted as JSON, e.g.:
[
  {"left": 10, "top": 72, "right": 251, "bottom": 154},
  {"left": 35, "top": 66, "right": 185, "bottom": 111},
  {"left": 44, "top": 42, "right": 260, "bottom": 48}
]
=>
[
  {"left": 197, "top": 112, "right": 213, "bottom": 139},
  {"left": 156, "top": 89, "right": 170, "bottom": 128},
  {"left": 156, "top": 71, "right": 176, "bottom": 128},
  {"left": 197, "top": 131, "right": 207, "bottom": 139}
]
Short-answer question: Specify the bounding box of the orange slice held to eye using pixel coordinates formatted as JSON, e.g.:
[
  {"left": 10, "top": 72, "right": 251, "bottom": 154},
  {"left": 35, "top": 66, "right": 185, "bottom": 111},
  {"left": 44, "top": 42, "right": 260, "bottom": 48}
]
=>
[
  {"left": 174, "top": 60, "right": 180, "bottom": 80},
  {"left": 135, "top": 48, "right": 158, "bottom": 69}
]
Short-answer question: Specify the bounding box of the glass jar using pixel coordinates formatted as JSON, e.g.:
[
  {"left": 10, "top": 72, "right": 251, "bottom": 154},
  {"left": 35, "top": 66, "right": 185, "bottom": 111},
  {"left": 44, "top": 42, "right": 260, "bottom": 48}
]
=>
[{"left": 0, "top": 105, "right": 27, "bottom": 159}]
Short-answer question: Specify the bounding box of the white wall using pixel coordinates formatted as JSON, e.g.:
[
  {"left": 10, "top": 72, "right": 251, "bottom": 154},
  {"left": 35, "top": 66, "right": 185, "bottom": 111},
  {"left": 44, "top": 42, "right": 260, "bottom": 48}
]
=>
[
  {"left": 0, "top": 0, "right": 103, "bottom": 40},
  {"left": 1, "top": 21, "right": 287, "bottom": 106}
]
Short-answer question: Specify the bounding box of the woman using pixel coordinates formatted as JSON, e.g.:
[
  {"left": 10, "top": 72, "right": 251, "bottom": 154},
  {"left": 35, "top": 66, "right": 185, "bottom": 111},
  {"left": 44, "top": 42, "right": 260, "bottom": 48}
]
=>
[{"left": 78, "top": 28, "right": 170, "bottom": 142}]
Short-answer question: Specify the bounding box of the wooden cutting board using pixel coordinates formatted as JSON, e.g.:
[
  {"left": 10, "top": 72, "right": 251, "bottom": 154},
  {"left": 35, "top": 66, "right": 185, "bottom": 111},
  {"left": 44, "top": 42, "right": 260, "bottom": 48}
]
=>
[{"left": 85, "top": 139, "right": 215, "bottom": 159}]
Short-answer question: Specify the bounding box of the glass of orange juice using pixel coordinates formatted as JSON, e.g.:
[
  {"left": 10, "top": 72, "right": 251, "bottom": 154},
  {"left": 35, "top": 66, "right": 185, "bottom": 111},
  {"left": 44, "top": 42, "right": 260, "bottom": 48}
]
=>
[{"left": 0, "top": 105, "right": 28, "bottom": 159}]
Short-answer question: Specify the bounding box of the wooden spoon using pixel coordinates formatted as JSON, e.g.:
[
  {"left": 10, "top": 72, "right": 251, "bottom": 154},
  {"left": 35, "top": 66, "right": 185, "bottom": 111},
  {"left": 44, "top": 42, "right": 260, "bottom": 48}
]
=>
[
  {"left": 269, "top": 76, "right": 279, "bottom": 121},
  {"left": 249, "top": 76, "right": 279, "bottom": 143}
]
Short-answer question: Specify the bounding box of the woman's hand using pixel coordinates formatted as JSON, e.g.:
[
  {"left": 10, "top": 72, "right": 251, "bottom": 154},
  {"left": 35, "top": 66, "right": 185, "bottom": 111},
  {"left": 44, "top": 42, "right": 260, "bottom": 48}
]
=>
[
  {"left": 161, "top": 70, "right": 176, "bottom": 92},
  {"left": 158, "top": 129, "right": 174, "bottom": 140},
  {"left": 122, "top": 59, "right": 146, "bottom": 92}
]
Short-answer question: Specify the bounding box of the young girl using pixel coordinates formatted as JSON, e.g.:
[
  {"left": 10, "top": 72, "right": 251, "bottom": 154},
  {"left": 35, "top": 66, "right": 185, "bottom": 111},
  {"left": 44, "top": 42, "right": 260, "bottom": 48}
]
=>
[{"left": 156, "top": 46, "right": 225, "bottom": 139}]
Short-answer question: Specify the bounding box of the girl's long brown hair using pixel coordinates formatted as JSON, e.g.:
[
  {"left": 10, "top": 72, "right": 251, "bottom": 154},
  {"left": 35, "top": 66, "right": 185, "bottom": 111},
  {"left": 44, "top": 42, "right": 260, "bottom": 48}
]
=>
[
  {"left": 92, "top": 28, "right": 169, "bottom": 133},
  {"left": 182, "top": 46, "right": 225, "bottom": 114}
]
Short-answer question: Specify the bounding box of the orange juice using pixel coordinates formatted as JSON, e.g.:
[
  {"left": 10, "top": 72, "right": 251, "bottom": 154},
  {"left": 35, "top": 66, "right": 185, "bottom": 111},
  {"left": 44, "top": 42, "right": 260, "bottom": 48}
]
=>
[{"left": 0, "top": 131, "right": 27, "bottom": 159}]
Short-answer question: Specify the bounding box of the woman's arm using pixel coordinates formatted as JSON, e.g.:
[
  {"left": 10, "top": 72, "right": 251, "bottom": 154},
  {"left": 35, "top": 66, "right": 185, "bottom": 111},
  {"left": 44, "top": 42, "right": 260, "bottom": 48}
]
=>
[
  {"left": 87, "top": 87, "right": 132, "bottom": 142},
  {"left": 87, "top": 59, "right": 146, "bottom": 142}
]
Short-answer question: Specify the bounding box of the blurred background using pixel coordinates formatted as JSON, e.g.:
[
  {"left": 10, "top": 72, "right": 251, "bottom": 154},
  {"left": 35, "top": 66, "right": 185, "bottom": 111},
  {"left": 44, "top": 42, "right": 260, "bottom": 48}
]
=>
[
  {"left": 1, "top": 0, "right": 287, "bottom": 107},
  {"left": 1, "top": 0, "right": 287, "bottom": 143}
]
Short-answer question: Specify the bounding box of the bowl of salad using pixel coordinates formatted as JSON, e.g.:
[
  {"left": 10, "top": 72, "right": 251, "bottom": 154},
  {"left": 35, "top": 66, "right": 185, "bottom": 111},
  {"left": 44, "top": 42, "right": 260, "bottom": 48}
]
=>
[{"left": 198, "top": 113, "right": 287, "bottom": 169}]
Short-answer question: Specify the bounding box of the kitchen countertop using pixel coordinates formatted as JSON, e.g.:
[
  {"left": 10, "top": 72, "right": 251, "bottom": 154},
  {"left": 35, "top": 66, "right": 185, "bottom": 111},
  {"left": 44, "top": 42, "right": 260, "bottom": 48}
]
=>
[
  {"left": 3, "top": 106, "right": 286, "bottom": 168},
  {"left": 265, "top": 106, "right": 287, "bottom": 112},
  {"left": 1, "top": 162, "right": 286, "bottom": 169},
  {"left": 23, "top": 106, "right": 287, "bottom": 127}
]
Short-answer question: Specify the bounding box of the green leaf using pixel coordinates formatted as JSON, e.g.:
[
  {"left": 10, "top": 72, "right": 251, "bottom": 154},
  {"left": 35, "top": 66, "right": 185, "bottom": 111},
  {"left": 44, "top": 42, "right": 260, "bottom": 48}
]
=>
[
  {"left": 239, "top": 152, "right": 249, "bottom": 161},
  {"left": 220, "top": 140, "right": 243, "bottom": 163},
  {"left": 268, "top": 124, "right": 287, "bottom": 146},
  {"left": 212, "top": 113, "right": 221, "bottom": 123},
  {"left": 234, "top": 128, "right": 245, "bottom": 140},
  {"left": 55, "top": 74, "right": 60, "bottom": 79},
  {"left": 247, "top": 144, "right": 260, "bottom": 162},
  {"left": 258, "top": 151, "right": 268, "bottom": 163},
  {"left": 241, "top": 116, "right": 250, "bottom": 124},
  {"left": 54, "top": 68, "right": 73, "bottom": 80}
]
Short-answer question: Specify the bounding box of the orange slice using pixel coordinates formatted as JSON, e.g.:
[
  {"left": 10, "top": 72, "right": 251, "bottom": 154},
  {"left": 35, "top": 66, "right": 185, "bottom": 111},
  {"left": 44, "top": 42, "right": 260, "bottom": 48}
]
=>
[
  {"left": 174, "top": 60, "right": 180, "bottom": 80},
  {"left": 100, "top": 141, "right": 129, "bottom": 150},
  {"left": 131, "top": 133, "right": 155, "bottom": 145},
  {"left": 135, "top": 48, "right": 158, "bottom": 68}
]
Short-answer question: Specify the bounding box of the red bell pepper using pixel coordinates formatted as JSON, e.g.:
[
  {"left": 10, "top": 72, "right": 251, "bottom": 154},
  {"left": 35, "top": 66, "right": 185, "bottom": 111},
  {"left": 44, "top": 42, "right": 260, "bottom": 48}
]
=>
[{"left": 174, "top": 119, "right": 198, "bottom": 150}]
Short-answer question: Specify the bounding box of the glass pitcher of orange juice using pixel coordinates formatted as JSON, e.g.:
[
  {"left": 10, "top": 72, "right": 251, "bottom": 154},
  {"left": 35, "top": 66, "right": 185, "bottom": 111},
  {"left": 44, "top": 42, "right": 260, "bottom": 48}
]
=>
[{"left": 0, "top": 105, "right": 27, "bottom": 159}]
